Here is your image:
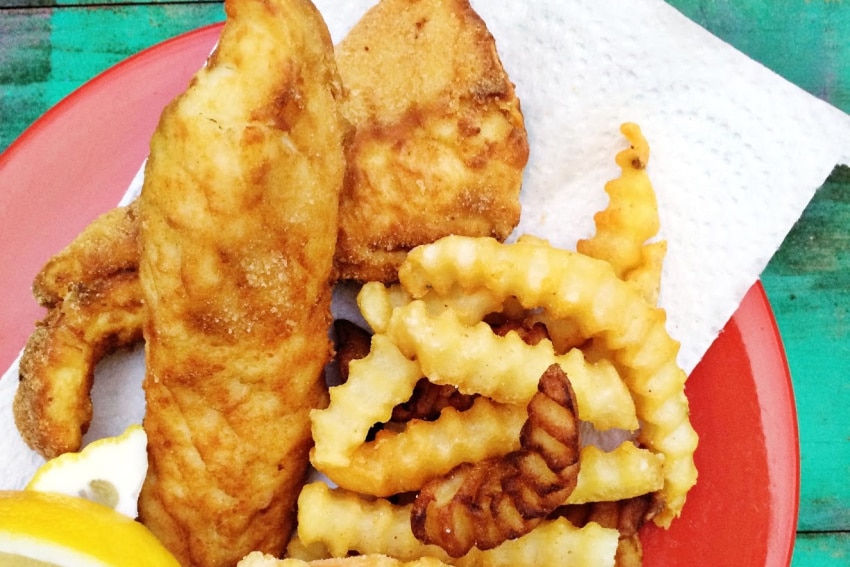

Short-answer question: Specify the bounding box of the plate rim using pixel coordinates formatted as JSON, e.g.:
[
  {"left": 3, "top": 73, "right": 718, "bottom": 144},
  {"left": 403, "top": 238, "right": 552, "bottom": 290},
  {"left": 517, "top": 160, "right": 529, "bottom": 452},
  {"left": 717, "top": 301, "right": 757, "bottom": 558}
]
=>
[{"left": 736, "top": 280, "right": 801, "bottom": 565}]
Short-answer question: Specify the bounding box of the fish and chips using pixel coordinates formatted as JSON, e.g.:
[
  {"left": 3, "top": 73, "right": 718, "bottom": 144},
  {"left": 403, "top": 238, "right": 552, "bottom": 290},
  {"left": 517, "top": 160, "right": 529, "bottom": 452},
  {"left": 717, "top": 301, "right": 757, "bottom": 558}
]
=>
[{"left": 9, "top": 0, "right": 698, "bottom": 565}]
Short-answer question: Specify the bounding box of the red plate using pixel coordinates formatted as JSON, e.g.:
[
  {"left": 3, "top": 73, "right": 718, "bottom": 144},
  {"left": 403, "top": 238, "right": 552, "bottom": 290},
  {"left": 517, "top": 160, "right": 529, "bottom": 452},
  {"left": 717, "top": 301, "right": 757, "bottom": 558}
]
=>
[{"left": 0, "top": 23, "right": 799, "bottom": 565}]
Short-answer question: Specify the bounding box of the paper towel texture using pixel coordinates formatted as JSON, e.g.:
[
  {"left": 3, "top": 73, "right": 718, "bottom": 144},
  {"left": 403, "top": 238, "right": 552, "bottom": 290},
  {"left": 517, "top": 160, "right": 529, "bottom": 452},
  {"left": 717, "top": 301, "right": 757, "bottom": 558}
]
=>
[
  {"left": 2, "top": 0, "right": 850, "bottom": 488},
  {"left": 445, "top": 0, "right": 850, "bottom": 372}
]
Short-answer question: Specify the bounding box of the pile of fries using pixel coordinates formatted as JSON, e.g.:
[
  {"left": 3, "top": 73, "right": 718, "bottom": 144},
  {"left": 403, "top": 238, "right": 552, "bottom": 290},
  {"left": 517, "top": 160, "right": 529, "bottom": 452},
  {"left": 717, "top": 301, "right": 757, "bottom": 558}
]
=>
[{"left": 268, "top": 124, "right": 698, "bottom": 567}]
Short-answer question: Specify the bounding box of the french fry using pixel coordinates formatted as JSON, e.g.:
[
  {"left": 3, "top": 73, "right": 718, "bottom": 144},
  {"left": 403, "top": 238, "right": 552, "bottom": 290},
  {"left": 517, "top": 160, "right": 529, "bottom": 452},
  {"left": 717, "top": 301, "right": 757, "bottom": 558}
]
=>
[
  {"left": 577, "top": 123, "right": 665, "bottom": 305},
  {"left": 296, "top": 483, "right": 619, "bottom": 567},
  {"left": 297, "top": 483, "right": 452, "bottom": 562},
  {"left": 240, "top": 551, "right": 450, "bottom": 567},
  {"left": 567, "top": 444, "right": 664, "bottom": 505},
  {"left": 358, "top": 281, "right": 503, "bottom": 333},
  {"left": 301, "top": 125, "right": 697, "bottom": 567},
  {"left": 385, "top": 300, "right": 638, "bottom": 431},
  {"left": 310, "top": 334, "right": 422, "bottom": 469},
  {"left": 318, "top": 397, "right": 526, "bottom": 496},
  {"left": 410, "top": 364, "right": 582, "bottom": 556}
]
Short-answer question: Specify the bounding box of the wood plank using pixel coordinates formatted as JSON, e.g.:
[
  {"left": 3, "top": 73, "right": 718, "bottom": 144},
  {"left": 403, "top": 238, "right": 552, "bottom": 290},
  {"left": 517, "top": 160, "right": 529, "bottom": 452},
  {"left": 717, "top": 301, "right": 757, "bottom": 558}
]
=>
[
  {"left": 0, "top": 4, "right": 224, "bottom": 152},
  {"left": 792, "top": 532, "right": 850, "bottom": 566},
  {"left": 52, "top": 0, "right": 220, "bottom": 5},
  {"left": 1, "top": 0, "right": 220, "bottom": 7},
  {"left": 0, "top": 9, "right": 52, "bottom": 153}
]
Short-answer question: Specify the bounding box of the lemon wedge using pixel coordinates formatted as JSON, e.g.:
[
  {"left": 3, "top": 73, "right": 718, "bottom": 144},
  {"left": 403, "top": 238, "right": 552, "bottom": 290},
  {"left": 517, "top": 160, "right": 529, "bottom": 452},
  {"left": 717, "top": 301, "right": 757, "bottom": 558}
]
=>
[
  {"left": 0, "top": 490, "right": 179, "bottom": 566},
  {"left": 26, "top": 424, "right": 148, "bottom": 519}
]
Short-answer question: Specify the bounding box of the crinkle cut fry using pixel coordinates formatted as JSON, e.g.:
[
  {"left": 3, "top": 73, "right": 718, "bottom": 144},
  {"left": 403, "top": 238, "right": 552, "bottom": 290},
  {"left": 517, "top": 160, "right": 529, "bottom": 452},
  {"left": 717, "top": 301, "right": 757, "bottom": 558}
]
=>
[
  {"left": 320, "top": 275, "right": 662, "bottom": 502},
  {"left": 296, "top": 483, "right": 619, "bottom": 566},
  {"left": 284, "top": 535, "right": 333, "bottom": 562},
  {"left": 577, "top": 122, "right": 666, "bottom": 305},
  {"left": 310, "top": 334, "right": 423, "bottom": 470},
  {"left": 298, "top": 482, "right": 452, "bottom": 562},
  {"left": 567, "top": 443, "right": 664, "bottom": 505},
  {"left": 560, "top": 495, "right": 661, "bottom": 567},
  {"left": 317, "top": 396, "right": 526, "bottom": 497},
  {"left": 410, "top": 364, "right": 581, "bottom": 556},
  {"left": 398, "top": 235, "right": 698, "bottom": 526},
  {"left": 332, "top": 318, "right": 476, "bottom": 423},
  {"left": 317, "top": 409, "right": 661, "bottom": 502},
  {"left": 357, "top": 280, "right": 502, "bottom": 335},
  {"left": 384, "top": 298, "right": 638, "bottom": 431}
]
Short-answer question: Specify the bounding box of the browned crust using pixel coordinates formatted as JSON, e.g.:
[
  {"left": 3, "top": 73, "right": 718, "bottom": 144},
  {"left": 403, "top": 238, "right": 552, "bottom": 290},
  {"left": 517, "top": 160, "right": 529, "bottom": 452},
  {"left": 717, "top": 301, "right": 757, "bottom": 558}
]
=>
[
  {"left": 14, "top": 204, "right": 143, "bottom": 459},
  {"left": 333, "top": 0, "right": 528, "bottom": 282}
]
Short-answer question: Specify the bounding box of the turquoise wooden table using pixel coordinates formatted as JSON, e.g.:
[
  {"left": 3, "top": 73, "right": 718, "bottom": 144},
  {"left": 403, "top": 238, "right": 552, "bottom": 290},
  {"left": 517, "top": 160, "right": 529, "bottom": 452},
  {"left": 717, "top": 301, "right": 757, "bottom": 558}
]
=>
[{"left": 0, "top": 1, "right": 848, "bottom": 565}]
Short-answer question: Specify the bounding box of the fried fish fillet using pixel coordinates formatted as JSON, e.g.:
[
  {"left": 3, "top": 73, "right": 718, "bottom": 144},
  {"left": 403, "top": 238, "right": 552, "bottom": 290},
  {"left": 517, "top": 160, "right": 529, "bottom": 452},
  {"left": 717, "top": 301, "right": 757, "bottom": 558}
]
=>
[
  {"left": 333, "top": 0, "right": 529, "bottom": 282},
  {"left": 13, "top": 203, "right": 142, "bottom": 458},
  {"left": 12, "top": 0, "right": 529, "bottom": 462},
  {"left": 136, "top": 0, "right": 346, "bottom": 563}
]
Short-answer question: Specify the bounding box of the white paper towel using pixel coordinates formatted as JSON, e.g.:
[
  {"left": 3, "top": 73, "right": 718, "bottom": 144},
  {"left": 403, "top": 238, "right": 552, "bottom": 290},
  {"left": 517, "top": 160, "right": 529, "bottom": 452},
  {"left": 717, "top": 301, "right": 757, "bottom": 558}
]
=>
[{"left": 2, "top": 0, "right": 850, "bottom": 489}]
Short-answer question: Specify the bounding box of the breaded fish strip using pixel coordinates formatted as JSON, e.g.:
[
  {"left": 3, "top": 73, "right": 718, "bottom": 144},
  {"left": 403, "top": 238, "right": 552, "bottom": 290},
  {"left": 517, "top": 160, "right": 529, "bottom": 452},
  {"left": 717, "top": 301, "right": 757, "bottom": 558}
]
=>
[
  {"left": 13, "top": 203, "right": 142, "bottom": 458},
  {"left": 136, "top": 0, "right": 346, "bottom": 564},
  {"left": 333, "top": 0, "right": 528, "bottom": 282}
]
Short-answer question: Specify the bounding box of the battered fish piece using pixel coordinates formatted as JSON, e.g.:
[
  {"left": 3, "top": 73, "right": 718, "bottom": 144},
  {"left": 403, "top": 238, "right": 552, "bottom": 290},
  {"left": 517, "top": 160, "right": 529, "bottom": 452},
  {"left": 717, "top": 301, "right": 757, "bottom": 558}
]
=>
[
  {"left": 31, "top": 202, "right": 139, "bottom": 308},
  {"left": 12, "top": 0, "right": 529, "bottom": 464},
  {"left": 14, "top": 203, "right": 142, "bottom": 458},
  {"left": 136, "top": 0, "right": 346, "bottom": 564},
  {"left": 333, "top": 0, "right": 528, "bottom": 282}
]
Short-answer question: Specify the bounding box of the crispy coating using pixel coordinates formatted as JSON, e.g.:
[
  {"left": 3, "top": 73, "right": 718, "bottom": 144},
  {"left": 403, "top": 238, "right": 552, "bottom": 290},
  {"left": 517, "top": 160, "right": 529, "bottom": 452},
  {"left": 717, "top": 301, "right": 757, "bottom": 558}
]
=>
[
  {"left": 135, "top": 0, "right": 346, "bottom": 564},
  {"left": 333, "top": 0, "right": 528, "bottom": 282},
  {"left": 12, "top": 0, "right": 529, "bottom": 456},
  {"left": 410, "top": 364, "right": 581, "bottom": 557},
  {"left": 32, "top": 202, "right": 140, "bottom": 308},
  {"left": 13, "top": 203, "right": 142, "bottom": 458}
]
